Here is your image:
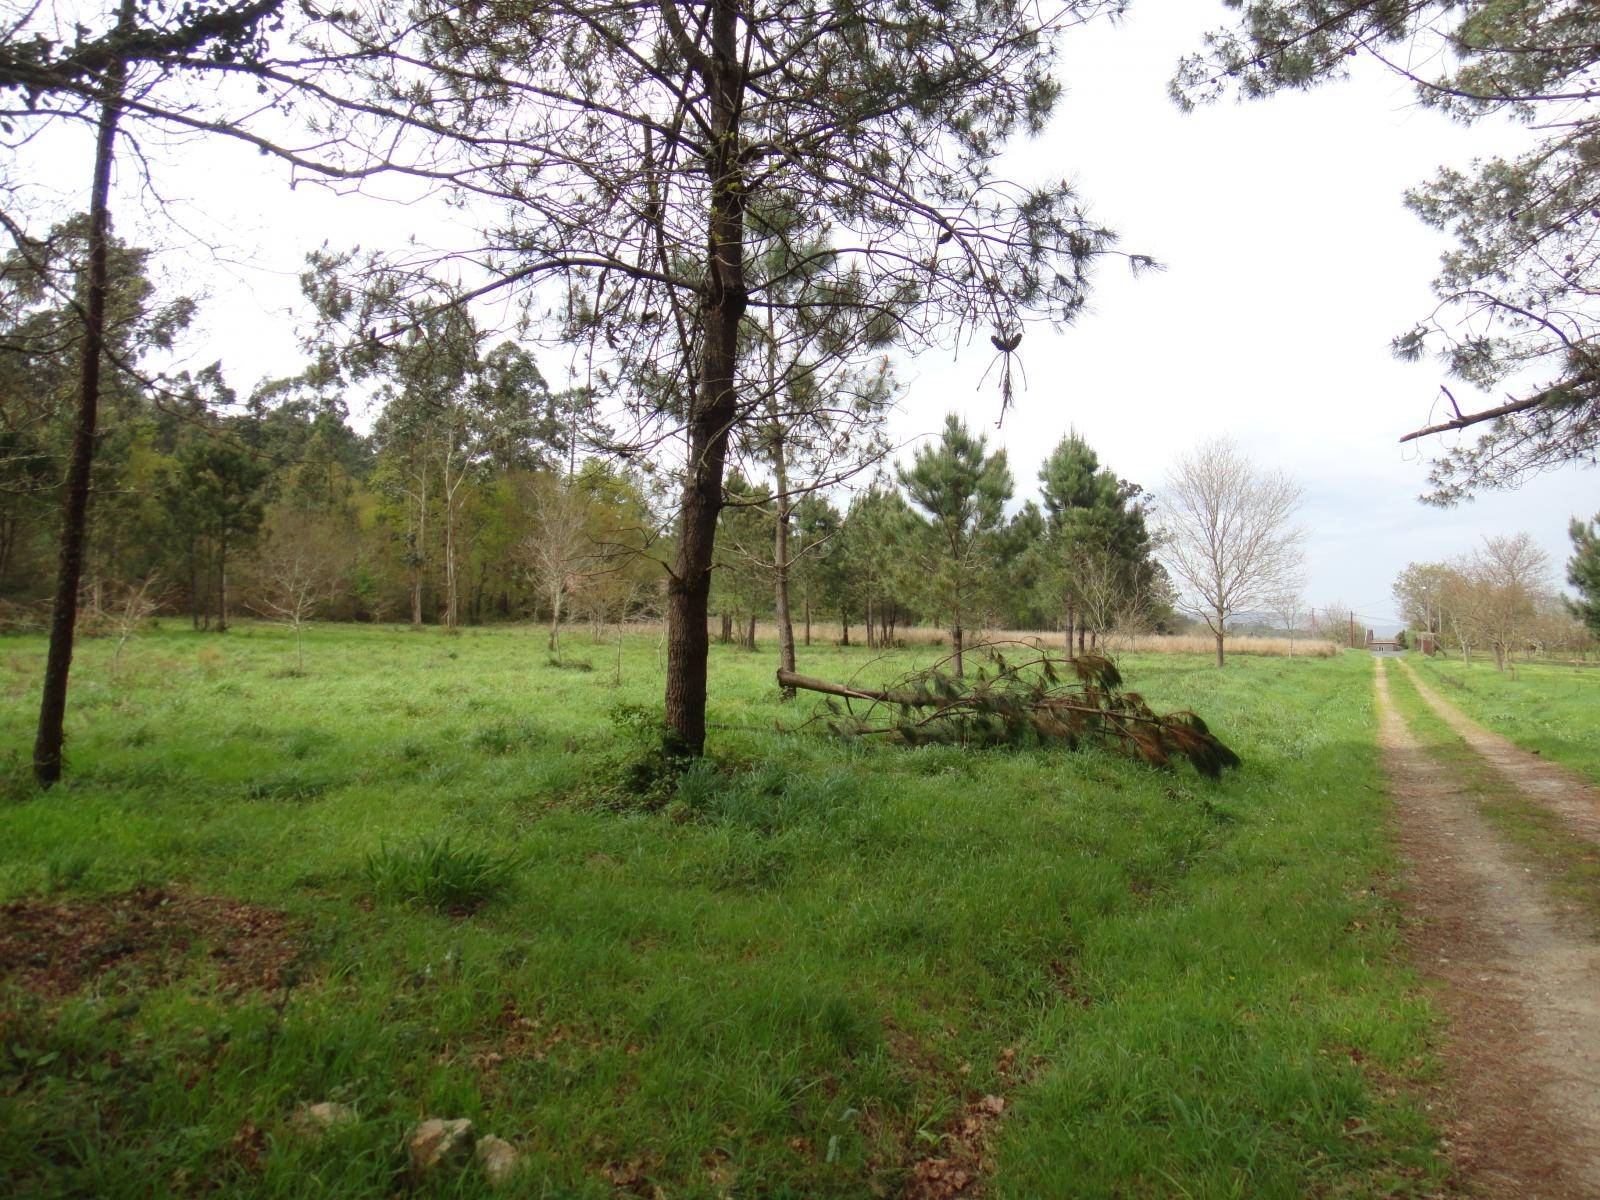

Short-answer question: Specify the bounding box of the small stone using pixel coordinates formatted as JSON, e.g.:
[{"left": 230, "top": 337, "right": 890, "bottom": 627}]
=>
[
  {"left": 476, "top": 1135, "right": 521, "bottom": 1187},
  {"left": 291, "top": 1101, "right": 358, "bottom": 1138},
  {"left": 409, "top": 1118, "right": 475, "bottom": 1175}
]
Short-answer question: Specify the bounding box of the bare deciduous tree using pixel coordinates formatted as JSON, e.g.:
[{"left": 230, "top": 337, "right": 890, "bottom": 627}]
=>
[
  {"left": 522, "top": 476, "right": 593, "bottom": 663},
  {"left": 1158, "top": 438, "right": 1305, "bottom": 668},
  {"left": 1267, "top": 588, "right": 1307, "bottom": 657},
  {"left": 107, "top": 574, "right": 166, "bottom": 677},
  {"left": 250, "top": 546, "right": 339, "bottom": 674}
]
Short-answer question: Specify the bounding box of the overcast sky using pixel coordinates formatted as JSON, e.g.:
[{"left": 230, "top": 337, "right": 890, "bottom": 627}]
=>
[{"left": 47, "top": 0, "right": 1596, "bottom": 633}]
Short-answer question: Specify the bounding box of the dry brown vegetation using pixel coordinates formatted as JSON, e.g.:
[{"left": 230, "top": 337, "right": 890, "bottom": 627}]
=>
[{"left": 689, "top": 621, "right": 1340, "bottom": 658}]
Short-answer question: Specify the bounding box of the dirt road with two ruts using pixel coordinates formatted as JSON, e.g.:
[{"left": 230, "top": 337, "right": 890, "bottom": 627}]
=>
[{"left": 1374, "top": 658, "right": 1600, "bottom": 1197}]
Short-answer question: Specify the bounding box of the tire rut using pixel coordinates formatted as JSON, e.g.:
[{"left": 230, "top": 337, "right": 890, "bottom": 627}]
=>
[
  {"left": 1399, "top": 660, "right": 1600, "bottom": 846},
  {"left": 1374, "top": 662, "right": 1600, "bottom": 1198}
]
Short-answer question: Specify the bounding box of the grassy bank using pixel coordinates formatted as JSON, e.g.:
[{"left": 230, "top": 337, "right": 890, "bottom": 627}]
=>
[
  {"left": 1410, "top": 654, "right": 1600, "bottom": 787},
  {"left": 0, "top": 626, "right": 1442, "bottom": 1197}
]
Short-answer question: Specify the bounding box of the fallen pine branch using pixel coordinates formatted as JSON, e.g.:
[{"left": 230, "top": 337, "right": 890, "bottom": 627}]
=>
[{"left": 778, "top": 650, "right": 1242, "bottom": 778}]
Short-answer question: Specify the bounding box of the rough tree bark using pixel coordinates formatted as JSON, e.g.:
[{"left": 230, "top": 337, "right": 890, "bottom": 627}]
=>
[
  {"left": 663, "top": 0, "right": 745, "bottom": 754},
  {"left": 33, "top": 0, "right": 132, "bottom": 786}
]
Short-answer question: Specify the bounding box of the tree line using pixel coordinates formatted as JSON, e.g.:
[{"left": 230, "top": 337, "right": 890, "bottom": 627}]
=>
[
  {"left": 0, "top": 235, "right": 1178, "bottom": 667},
  {"left": 1393, "top": 530, "right": 1598, "bottom": 669}
]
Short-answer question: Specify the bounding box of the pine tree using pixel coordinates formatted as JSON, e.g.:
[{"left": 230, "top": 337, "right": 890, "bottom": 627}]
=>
[
  {"left": 1569, "top": 515, "right": 1600, "bottom": 637},
  {"left": 316, "top": 0, "right": 1120, "bottom": 753},
  {"left": 900, "top": 415, "right": 1013, "bottom": 677},
  {"left": 1036, "top": 433, "right": 1157, "bottom": 649}
]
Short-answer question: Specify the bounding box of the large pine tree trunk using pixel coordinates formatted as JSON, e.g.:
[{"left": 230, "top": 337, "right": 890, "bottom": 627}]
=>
[
  {"left": 34, "top": 11, "right": 129, "bottom": 786},
  {"left": 664, "top": 1, "right": 745, "bottom": 755}
]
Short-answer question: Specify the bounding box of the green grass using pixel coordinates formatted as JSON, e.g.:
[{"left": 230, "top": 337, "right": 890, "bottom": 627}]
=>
[
  {"left": 1410, "top": 654, "right": 1600, "bottom": 786},
  {"left": 0, "top": 626, "right": 1448, "bottom": 1198},
  {"left": 364, "top": 837, "right": 526, "bottom": 913},
  {"left": 1385, "top": 661, "right": 1600, "bottom": 932}
]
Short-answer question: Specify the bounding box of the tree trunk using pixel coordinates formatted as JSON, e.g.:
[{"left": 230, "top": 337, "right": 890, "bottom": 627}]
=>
[
  {"left": 217, "top": 536, "right": 229, "bottom": 632},
  {"left": 865, "top": 597, "right": 876, "bottom": 649},
  {"left": 1214, "top": 627, "right": 1225, "bottom": 669},
  {"left": 841, "top": 607, "right": 850, "bottom": 646},
  {"left": 745, "top": 613, "right": 757, "bottom": 651},
  {"left": 719, "top": 612, "right": 733, "bottom": 644},
  {"left": 410, "top": 470, "right": 427, "bottom": 630},
  {"left": 0, "top": 515, "right": 14, "bottom": 591},
  {"left": 664, "top": 0, "right": 746, "bottom": 756},
  {"left": 443, "top": 479, "right": 459, "bottom": 631},
  {"left": 34, "top": 9, "right": 128, "bottom": 786},
  {"left": 803, "top": 593, "right": 811, "bottom": 647},
  {"left": 547, "top": 580, "right": 562, "bottom": 658},
  {"left": 772, "top": 452, "right": 796, "bottom": 682},
  {"left": 763, "top": 313, "right": 797, "bottom": 686},
  {"left": 952, "top": 623, "right": 965, "bottom": 678},
  {"left": 189, "top": 540, "right": 202, "bottom": 629}
]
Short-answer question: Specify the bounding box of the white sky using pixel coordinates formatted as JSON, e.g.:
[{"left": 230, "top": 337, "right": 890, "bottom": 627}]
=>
[{"left": 29, "top": 0, "right": 1597, "bottom": 633}]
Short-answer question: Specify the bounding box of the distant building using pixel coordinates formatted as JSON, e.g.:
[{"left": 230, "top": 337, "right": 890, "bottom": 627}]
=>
[{"left": 1366, "top": 628, "right": 1403, "bottom": 655}]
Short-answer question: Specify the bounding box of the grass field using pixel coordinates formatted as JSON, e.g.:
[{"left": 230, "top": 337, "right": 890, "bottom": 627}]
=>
[
  {"left": 1410, "top": 654, "right": 1600, "bottom": 786},
  {"left": 0, "top": 626, "right": 1446, "bottom": 1198}
]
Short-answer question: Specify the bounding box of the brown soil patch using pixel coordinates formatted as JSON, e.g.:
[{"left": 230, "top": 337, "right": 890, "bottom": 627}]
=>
[
  {"left": 0, "top": 886, "right": 300, "bottom": 999},
  {"left": 902, "top": 1046, "right": 1030, "bottom": 1200},
  {"left": 1375, "top": 664, "right": 1600, "bottom": 1198},
  {"left": 1400, "top": 660, "right": 1600, "bottom": 845}
]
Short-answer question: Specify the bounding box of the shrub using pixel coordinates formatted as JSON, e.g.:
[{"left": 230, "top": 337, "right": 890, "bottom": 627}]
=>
[
  {"left": 601, "top": 702, "right": 693, "bottom": 810},
  {"left": 363, "top": 837, "right": 523, "bottom": 913}
]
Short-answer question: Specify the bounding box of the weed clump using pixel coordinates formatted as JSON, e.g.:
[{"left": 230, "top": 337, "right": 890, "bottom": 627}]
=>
[
  {"left": 363, "top": 838, "right": 523, "bottom": 913},
  {"left": 241, "top": 773, "right": 330, "bottom": 802},
  {"left": 600, "top": 703, "right": 693, "bottom": 810},
  {"left": 471, "top": 720, "right": 541, "bottom": 756},
  {"left": 545, "top": 656, "right": 594, "bottom": 671}
]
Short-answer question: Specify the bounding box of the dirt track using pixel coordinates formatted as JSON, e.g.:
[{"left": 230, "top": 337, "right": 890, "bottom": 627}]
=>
[
  {"left": 1374, "top": 662, "right": 1600, "bottom": 1197},
  {"left": 1399, "top": 660, "right": 1600, "bottom": 846}
]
